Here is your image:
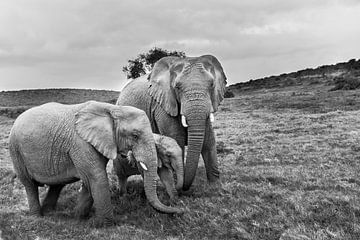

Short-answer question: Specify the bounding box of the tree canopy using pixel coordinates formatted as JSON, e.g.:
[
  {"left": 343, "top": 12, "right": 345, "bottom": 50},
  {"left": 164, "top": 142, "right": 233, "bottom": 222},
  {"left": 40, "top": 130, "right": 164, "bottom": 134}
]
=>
[{"left": 122, "top": 47, "right": 186, "bottom": 79}]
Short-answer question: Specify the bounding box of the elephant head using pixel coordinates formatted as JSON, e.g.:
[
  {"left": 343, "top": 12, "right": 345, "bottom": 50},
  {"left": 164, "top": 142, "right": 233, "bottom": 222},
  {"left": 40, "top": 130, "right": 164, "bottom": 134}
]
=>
[
  {"left": 153, "top": 134, "right": 184, "bottom": 193},
  {"left": 148, "top": 55, "right": 227, "bottom": 190},
  {"left": 75, "top": 101, "right": 182, "bottom": 213}
]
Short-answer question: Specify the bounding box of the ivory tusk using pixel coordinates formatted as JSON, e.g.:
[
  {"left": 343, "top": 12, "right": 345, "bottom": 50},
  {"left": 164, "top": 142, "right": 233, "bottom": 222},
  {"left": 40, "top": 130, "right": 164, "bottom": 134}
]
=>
[
  {"left": 181, "top": 115, "right": 188, "bottom": 128},
  {"left": 78, "top": 182, "right": 83, "bottom": 192},
  {"left": 139, "top": 162, "right": 148, "bottom": 171},
  {"left": 210, "top": 113, "right": 215, "bottom": 123}
]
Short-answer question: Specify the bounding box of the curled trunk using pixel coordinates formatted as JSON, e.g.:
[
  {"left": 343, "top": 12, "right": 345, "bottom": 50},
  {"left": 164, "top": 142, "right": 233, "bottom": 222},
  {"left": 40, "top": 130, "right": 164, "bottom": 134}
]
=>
[
  {"left": 143, "top": 169, "right": 183, "bottom": 213},
  {"left": 174, "top": 159, "right": 184, "bottom": 191},
  {"left": 135, "top": 142, "right": 183, "bottom": 214}
]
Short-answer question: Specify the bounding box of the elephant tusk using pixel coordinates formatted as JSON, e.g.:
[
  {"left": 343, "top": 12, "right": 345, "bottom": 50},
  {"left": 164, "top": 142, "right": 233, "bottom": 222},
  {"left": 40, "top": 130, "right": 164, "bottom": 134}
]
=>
[
  {"left": 78, "top": 182, "right": 83, "bottom": 192},
  {"left": 210, "top": 113, "right": 215, "bottom": 123},
  {"left": 181, "top": 115, "right": 188, "bottom": 128},
  {"left": 139, "top": 162, "right": 148, "bottom": 171}
]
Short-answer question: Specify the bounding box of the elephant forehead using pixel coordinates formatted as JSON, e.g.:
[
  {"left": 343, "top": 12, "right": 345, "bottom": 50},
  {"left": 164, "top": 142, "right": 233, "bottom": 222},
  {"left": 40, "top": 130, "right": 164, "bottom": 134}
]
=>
[
  {"left": 162, "top": 141, "right": 182, "bottom": 155},
  {"left": 121, "top": 106, "right": 148, "bottom": 119},
  {"left": 182, "top": 91, "right": 210, "bottom": 99}
]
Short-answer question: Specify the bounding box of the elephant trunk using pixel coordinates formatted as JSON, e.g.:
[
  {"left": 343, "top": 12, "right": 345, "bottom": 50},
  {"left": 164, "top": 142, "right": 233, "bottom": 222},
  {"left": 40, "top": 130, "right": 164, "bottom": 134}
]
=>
[
  {"left": 143, "top": 168, "right": 183, "bottom": 213},
  {"left": 137, "top": 143, "right": 183, "bottom": 214},
  {"left": 173, "top": 155, "right": 184, "bottom": 191},
  {"left": 182, "top": 98, "right": 208, "bottom": 191}
]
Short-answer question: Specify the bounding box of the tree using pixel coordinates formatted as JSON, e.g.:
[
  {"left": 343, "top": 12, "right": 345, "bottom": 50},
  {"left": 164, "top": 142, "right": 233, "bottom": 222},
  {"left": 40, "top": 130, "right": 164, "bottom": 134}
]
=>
[
  {"left": 224, "top": 89, "right": 235, "bottom": 98},
  {"left": 123, "top": 47, "right": 186, "bottom": 79}
]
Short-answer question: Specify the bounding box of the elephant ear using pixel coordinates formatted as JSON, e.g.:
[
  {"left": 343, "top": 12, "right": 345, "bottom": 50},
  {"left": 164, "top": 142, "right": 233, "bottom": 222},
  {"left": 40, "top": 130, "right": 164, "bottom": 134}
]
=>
[
  {"left": 75, "top": 101, "right": 117, "bottom": 160},
  {"left": 148, "top": 56, "right": 181, "bottom": 116},
  {"left": 153, "top": 133, "right": 165, "bottom": 168},
  {"left": 200, "top": 55, "right": 227, "bottom": 112}
]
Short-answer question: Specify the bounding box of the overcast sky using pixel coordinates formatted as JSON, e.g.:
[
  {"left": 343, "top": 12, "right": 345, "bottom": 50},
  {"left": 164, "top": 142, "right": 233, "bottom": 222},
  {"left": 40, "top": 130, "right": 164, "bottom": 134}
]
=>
[{"left": 1, "top": 0, "right": 360, "bottom": 91}]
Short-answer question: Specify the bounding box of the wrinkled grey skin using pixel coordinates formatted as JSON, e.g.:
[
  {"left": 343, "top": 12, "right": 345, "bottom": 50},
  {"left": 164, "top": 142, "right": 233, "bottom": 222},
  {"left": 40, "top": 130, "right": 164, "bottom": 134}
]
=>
[
  {"left": 9, "top": 101, "right": 182, "bottom": 227},
  {"left": 117, "top": 55, "right": 227, "bottom": 190},
  {"left": 113, "top": 133, "right": 183, "bottom": 199}
]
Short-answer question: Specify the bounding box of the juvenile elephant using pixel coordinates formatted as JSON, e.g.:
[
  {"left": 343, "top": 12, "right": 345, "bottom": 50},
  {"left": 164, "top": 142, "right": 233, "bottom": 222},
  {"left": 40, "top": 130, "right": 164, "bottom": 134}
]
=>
[
  {"left": 113, "top": 133, "right": 183, "bottom": 200},
  {"left": 117, "top": 55, "right": 227, "bottom": 190},
  {"left": 9, "top": 101, "right": 182, "bottom": 226}
]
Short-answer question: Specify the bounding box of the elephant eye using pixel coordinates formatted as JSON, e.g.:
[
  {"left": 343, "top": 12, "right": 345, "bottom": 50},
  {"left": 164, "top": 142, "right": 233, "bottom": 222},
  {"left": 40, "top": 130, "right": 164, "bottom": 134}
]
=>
[{"left": 132, "top": 134, "right": 139, "bottom": 140}]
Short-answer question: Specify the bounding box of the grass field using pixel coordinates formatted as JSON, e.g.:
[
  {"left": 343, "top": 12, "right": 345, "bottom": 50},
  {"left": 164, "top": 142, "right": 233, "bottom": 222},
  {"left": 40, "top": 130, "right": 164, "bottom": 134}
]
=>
[{"left": 1, "top": 84, "right": 360, "bottom": 239}]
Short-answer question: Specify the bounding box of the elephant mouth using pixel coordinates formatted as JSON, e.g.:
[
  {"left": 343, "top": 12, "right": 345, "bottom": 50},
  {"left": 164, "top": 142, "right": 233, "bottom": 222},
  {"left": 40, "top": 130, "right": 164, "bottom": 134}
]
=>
[
  {"left": 181, "top": 112, "right": 214, "bottom": 128},
  {"left": 118, "top": 150, "right": 129, "bottom": 158}
]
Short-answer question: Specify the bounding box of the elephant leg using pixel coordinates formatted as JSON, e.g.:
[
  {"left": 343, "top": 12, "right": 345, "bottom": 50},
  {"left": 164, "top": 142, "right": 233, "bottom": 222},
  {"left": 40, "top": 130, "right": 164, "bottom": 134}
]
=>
[
  {"left": 155, "top": 108, "right": 186, "bottom": 149},
  {"left": 72, "top": 150, "right": 113, "bottom": 227},
  {"left": 88, "top": 171, "right": 113, "bottom": 226},
  {"left": 24, "top": 183, "right": 42, "bottom": 216},
  {"left": 41, "top": 184, "right": 65, "bottom": 213},
  {"left": 118, "top": 177, "right": 128, "bottom": 196},
  {"left": 158, "top": 167, "right": 177, "bottom": 200},
  {"left": 112, "top": 157, "right": 128, "bottom": 196},
  {"left": 75, "top": 183, "right": 94, "bottom": 219},
  {"left": 201, "top": 124, "right": 220, "bottom": 183}
]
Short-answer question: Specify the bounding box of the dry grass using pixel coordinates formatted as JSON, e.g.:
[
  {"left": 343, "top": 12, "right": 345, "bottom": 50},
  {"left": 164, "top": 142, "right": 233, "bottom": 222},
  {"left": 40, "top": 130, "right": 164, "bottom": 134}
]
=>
[{"left": 1, "top": 84, "right": 360, "bottom": 239}]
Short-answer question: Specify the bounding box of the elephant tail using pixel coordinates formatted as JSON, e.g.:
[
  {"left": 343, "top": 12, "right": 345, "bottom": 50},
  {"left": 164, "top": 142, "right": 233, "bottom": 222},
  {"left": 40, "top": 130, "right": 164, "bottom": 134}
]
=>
[
  {"left": 0, "top": 171, "right": 17, "bottom": 185},
  {"left": 9, "top": 131, "right": 32, "bottom": 184}
]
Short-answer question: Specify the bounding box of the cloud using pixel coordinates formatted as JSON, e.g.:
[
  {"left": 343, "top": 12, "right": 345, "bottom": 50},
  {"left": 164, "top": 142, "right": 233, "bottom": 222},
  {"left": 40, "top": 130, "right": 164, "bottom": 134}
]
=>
[{"left": 0, "top": 0, "right": 360, "bottom": 90}]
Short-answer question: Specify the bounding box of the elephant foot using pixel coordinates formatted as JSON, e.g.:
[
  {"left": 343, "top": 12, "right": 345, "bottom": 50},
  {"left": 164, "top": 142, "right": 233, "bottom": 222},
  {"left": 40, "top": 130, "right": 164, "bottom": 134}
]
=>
[
  {"left": 89, "top": 216, "right": 115, "bottom": 228},
  {"left": 41, "top": 204, "right": 56, "bottom": 214},
  {"left": 166, "top": 188, "right": 179, "bottom": 202},
  {"left": 204, "top": 180, "right": 223, "bottom": 197},
  {"left": 138, "top": 187, "right": 146, "bottom": 199},
  {"left": 168, "top": 196, "right": 179, "bottom": 206},
  {"left": 28, "top": 208, "right": 42, "bottom": 217},
  {"left": 119, "top": 187, "right": 127, "bottom": 196},
  {"left": 178, "top": 188, "right": 195, "bottom": 197},
  {"left": 75, "top": 206, "right": 92, "bottom": 219},
  {"left": 207, "top": 173, "right": 221, "bottom": 187}
]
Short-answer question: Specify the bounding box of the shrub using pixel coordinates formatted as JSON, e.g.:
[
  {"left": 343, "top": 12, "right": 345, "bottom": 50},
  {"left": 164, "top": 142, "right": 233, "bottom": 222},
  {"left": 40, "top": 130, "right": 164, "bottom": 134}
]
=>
[
  {"left": 224, "top": 89, "right": 235, "bottom": 98},
  {"left": 106, "top": 98, "right": 118, "bottom": 104},
  {"left": 330, "top": 76, "right": 360, "bottom": 91},
  {"left": 122, "top": 47, "right": 186, "bottom": 79},
  {"left": 0, "top": 106, "right": 30, "bottom": 119}
]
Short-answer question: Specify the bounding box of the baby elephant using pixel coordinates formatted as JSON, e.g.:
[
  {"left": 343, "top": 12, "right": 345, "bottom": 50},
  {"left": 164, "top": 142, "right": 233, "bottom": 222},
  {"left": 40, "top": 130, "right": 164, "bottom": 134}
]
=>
[
  {"left": 113, "top": 134, "right": 183, "bottom": 199},
  {"left": 9, "top": 101, "right": 182, "bottom": 227}
]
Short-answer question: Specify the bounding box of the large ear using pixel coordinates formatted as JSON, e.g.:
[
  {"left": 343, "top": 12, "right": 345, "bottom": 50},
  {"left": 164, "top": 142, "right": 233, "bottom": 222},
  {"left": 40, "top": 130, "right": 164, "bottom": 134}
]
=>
[
  {"left": 199, "top": 55, "right": 227, "bottom": 112},
  {"left": 75, "top": 101, "right": 117, "bottom": 160},
  {"left": 152, "top": 133, "right": 163, "bottom": 168},
  {"left": 148, "top": 56, "right": 182, "bottom": 116}
]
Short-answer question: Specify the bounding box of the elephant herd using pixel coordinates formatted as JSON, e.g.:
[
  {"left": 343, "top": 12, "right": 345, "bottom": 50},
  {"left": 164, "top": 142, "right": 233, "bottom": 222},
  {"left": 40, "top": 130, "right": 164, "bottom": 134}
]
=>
[{"left": 9, "top": 55, "right": 227, "bottom": 227}]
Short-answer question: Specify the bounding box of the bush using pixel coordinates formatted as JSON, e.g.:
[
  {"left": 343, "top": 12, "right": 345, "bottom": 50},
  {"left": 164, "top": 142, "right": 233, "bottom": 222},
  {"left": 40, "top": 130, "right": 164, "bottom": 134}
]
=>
[
  {"left": 123, "top": 47, "right": 186, "bottom": 79},
  {"left": 224, "top": 89, "right": 235, "bottom": 98},
  {"left": 330, "top": 76, "right": 360, "bottom": 91},
  {"left": 106, "top": 98, "right": 118, "bottom": 105},
  {"left": 0, "top": 106, "right": 30, "bottom": 119}
]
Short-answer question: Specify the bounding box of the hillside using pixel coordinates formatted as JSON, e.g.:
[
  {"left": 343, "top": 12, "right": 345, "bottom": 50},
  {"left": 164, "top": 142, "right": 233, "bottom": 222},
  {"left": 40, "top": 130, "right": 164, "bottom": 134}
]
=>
[
  {"left": 0, "top": 88, "right": 119, "bottom": 118},
  {"left": 0, "top": 88, "right": 119, "bottom": 107},
  {"left": 227, "top": 58, "right": 360, "bottom": 95}
]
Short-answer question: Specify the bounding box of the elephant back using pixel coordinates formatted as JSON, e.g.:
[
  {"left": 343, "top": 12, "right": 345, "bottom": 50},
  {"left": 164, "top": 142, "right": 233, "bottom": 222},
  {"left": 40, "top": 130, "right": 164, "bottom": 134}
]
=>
[{"left": 117, "top": 76, "right": 153, "bottom": 119}]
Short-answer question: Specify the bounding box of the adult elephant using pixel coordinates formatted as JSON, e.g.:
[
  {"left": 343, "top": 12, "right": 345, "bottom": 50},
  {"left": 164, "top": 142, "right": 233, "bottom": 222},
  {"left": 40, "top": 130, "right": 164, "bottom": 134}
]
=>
[
  {"left": 117, "top": 55, "right": 227, "bottom": 190},
  {"left": 9, "top": 101, "right": 182, "bottom": 227}
]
